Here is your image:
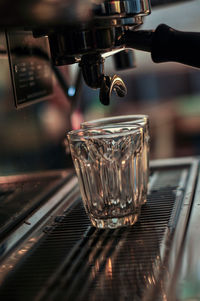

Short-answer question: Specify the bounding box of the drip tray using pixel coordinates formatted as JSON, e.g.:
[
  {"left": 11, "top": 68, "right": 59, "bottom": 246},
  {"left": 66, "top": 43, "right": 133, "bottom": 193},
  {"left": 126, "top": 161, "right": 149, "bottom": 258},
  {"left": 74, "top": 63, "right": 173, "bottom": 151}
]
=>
[
  {"left": 0, "top": 170, "right": 74, "bottom": 238},
  {"left": 0, "top": 158, "right": 198, "bottom": 301}
]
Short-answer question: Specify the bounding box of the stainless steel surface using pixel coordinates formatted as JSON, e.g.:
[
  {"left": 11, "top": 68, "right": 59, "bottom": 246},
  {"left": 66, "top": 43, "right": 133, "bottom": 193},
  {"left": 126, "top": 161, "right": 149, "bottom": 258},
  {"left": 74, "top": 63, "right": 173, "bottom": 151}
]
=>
[
  {"left": 174, "top": 161, "right": 200, "bottom": 300},
  {"left": 28, "top": 0, "right": 151, "bottom": 104},
  {"left": 0, "top": 175, "right": 78, "bottom": 260},
  {"left": 0, "top": 0, "right": 191, "bottom": 26},
  {"left": 0, "top": 30, "right": 75, "bottom": 176},
  {"left": 0, "top": 170, "right": 71, "bottom": 236},
  {"left": 0, "top": 158, "right": 197, "bottom": 301},
  {"left": 0, "top": 171, "right": 79, "bottom": 283},
  {"left": 95, "top": 0, "right": 150, "bottom": 16},
  {"left": 0, "top": 0, "right": 198, "bottom": 106},
  {"left": 0, "top": 0, "right": 151, "bottom": 26},
  {"left": 150, "top": 158, "right": 199, "bottom": 301}
]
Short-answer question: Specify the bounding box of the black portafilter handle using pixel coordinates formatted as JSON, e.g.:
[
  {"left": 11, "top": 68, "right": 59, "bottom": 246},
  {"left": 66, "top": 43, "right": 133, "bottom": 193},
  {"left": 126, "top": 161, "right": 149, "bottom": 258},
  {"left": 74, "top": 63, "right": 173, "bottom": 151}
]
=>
[{"left": 124, "top": 24, "right": 200, "bottom": 69}]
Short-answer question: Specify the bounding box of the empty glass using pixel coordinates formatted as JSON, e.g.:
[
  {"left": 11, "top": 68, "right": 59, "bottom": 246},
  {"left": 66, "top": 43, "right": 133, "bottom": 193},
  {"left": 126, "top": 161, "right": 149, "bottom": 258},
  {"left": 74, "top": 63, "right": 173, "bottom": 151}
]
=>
[
  {"left": 81, "top": 115, "right": 150, "bottom": 205},
  {"left": 67, "top": 124, "right": 143, "bottom": 228}
]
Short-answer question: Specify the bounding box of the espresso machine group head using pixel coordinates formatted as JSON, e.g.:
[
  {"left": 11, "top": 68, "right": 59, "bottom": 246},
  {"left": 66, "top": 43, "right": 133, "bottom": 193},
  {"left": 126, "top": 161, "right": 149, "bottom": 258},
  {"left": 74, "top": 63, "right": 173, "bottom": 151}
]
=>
[
  {"left": 31, "top": 0, "right": 151, "bottom": 105},
  {"left": 0, "top": 0, "right": 199, "bottom": 105}
]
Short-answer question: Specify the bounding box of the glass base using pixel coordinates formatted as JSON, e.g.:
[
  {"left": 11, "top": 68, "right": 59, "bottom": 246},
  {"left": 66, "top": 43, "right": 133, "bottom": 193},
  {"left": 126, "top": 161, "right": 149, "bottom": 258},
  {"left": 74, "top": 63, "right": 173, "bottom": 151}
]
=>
[
  {"left": 141, "top": 198, "right": 147, "bottom": 205},
  {"left": 89, "top": 211, "right": 140, "bottom": 229},
  {"left": 141, "top": 191, "right": 147, "bottom": 205}
]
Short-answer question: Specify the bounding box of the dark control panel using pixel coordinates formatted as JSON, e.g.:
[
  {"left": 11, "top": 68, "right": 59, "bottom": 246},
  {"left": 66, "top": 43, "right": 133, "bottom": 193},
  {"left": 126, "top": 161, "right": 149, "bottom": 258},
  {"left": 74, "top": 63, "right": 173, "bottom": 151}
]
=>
[{"left": 6, "top": 30, "right": 53, "bottom": 108}]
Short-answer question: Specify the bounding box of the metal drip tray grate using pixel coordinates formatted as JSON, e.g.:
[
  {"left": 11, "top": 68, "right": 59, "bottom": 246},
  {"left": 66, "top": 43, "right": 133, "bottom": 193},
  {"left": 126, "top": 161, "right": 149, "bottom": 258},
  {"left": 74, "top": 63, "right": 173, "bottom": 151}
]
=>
[
  {"left": 0, "top": 171, "right": 72, "bottom": 238},
  {"left": 0, "top": 159, "right": 198, "bottom": 301}
]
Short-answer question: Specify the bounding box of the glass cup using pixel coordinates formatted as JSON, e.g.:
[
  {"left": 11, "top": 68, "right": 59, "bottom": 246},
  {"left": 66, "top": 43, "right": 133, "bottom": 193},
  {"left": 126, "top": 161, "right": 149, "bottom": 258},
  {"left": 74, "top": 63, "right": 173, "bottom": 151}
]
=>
[
  {"left": 67, "top": 124, "right": 143, "bottom": 229},
  {"left": 81, "top": 115, "right": 150, "bottom": 205}
]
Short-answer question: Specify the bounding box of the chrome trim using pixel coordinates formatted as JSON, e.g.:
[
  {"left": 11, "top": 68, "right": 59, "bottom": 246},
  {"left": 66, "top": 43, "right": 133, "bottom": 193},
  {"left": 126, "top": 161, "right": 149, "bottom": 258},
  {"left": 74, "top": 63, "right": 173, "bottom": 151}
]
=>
[
  {"left": 145, "top": 157, "right": 199, "bottom": 300},
  {"left": 0, "top": 169, "right": 72, "bottom": 184},
  {"left": 150, "top": 156, "right": 198, "bottom": 169},
  {"left": 166, "top": 158, "right": 198, "bottom": 301},
  {"left": 0, "top": 175, "right": 79, "bottom": 282},
  {"left": 96, "top": 0, "right": 151, "bottom": 16},
  {"left": 174, "top": 160, "right": 200, "bottom": 300},
  {"left": 148, "top": 171, "right": 159, "bottom": 192}
]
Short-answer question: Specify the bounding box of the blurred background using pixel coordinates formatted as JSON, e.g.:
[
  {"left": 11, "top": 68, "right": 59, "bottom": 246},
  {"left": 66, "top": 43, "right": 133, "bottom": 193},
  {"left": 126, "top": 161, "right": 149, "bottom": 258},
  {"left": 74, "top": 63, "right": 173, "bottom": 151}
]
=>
[
  {"left": 1, "top": 0, "right": 200, "bottom": 176},
  {"left": 78, "top": 0, "right": 200, "bottom": 160}
]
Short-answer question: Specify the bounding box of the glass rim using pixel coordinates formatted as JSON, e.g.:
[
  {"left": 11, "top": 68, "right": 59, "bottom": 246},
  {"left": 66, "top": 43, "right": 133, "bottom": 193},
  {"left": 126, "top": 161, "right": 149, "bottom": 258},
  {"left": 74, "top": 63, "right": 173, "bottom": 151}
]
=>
[
  {"left": 81, "top": 114, "right": 149, "bottom": 128},
  {"left": 67, "top": 124, "right": 143, "bottom": 141}
]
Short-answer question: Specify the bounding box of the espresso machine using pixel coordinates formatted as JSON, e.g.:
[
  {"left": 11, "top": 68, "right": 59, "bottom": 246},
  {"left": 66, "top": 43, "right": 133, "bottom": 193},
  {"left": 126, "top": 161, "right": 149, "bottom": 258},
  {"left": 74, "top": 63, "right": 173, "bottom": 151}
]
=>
[{"left": 0, "top": 0, "right": 200, "bottom": 300}]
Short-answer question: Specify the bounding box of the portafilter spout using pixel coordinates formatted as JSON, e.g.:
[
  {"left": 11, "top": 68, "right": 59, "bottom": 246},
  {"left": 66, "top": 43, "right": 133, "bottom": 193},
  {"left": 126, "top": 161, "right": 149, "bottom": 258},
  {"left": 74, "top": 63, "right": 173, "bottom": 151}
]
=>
[{"left": 80, "top": 53, "right": 127, "bottom": 105}]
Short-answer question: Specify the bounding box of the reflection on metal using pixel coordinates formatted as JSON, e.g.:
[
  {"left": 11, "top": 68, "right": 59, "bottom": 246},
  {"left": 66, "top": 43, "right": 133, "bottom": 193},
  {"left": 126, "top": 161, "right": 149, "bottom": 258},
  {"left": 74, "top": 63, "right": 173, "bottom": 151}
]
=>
[
  {"left": 0, "top": 237, "right": 37, "bottom": 284},
  {"left": 175, "top": 163, "right": 200, "bottom": 300},
  {"left": 0, "top": 158, "right": 198, "bottom": 301},
  {"left": 0, "top": 169, "right": 70, "bottom": 184},
  {"left": 106, "top": 258, "right": 112, "bottom": 279},
  {"left": 0, "top": 171, "right": 78, "bottom": 283},
  {"left": 95, "top": 0, "right": 151, "bottom": 16}
]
